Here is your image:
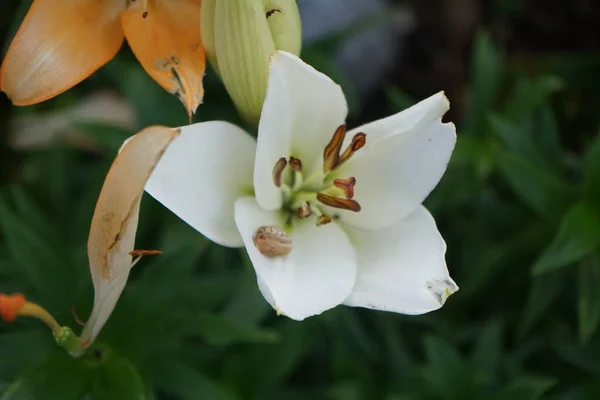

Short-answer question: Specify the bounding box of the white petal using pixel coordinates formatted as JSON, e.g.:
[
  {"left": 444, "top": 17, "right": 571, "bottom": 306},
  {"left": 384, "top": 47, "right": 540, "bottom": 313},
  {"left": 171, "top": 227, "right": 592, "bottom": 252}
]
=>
[
  {"left": 343, "top": 206, "right": 458, "bottom": 314},
  {"left": 234, "top": 196, "right": 356, "bottom": 320},
  {"left": 333, "top": 101, "right": 456, "bottom": 230},
  {"left": 255, "top": 51, "right": 348, "bottom": 210},
  {"left": 145, "top": 121, "right": 256, "bottom": 247},
  {"left": 345, "top": 91, "right": 450, "bottom": 147}
]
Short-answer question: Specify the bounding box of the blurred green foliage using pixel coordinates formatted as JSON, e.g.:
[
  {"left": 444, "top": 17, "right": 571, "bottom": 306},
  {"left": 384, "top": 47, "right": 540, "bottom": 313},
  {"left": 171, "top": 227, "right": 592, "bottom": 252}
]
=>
[{"left": 2, "top": 2, "right": 600, "bottom": 399}]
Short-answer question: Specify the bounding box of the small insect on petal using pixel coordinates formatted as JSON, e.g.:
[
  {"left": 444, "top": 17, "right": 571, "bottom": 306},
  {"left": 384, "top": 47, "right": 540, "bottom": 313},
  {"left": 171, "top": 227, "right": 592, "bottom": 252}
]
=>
[{"left": 253, "top": 225, "right": 292, "bottom": 257}]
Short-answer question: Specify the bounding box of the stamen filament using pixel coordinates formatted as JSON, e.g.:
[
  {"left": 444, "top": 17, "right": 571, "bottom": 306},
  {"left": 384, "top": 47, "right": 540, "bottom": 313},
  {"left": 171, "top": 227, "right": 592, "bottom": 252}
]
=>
[{"left": 291, "top": 191, "right": 317, "bottom": 204}]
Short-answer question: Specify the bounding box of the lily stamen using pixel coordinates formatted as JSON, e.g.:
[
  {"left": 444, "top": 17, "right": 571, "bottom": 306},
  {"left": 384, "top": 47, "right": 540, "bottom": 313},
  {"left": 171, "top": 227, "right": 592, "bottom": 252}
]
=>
[
  {"left": 297, "top": 201, "right": 312, "bottom": 218},
  {"left": 272, "top": 157, "right": 288, "bottom": 188},
  {"left": 336, "top": 133, "right": 366, "bottom": 169},
  {"left": 323, "top": 125, "right": 347, "bottom": 173},
  {"left": 316, "top": 193, "right": 361, "bottom": 212},
  {"left": 316, "top": 215, "right": 332, "bottom": 226},
  {"left": 333, "top": 177, "right": 357, "bottom": 199}
]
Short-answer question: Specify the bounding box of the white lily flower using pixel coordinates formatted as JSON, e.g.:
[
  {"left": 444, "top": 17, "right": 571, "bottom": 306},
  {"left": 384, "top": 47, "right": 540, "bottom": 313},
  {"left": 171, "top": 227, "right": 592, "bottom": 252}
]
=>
[{"left": 144, "top": 51, "right": 458, "bottom": 320}]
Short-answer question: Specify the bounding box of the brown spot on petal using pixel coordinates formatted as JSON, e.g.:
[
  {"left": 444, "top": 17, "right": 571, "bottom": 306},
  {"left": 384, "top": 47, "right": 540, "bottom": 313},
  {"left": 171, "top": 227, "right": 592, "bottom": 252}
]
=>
[{"left": 266, "top": 9, "right": 281, "bottom": 18}]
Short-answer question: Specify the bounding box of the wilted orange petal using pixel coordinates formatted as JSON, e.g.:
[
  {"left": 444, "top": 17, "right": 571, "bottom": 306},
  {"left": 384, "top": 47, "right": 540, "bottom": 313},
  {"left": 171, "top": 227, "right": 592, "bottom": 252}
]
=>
[
  {"left": 0, "top": 0, "right": 125, "bottom": 106},
  {"left": 0, "top": 293, "right": 26, "bottom": 323},
  {"left": 81, "top": 125, "right": 180, "bottom": 346},
  {"left": 121, "top": 0, "right": 206, "bottom": 118}
]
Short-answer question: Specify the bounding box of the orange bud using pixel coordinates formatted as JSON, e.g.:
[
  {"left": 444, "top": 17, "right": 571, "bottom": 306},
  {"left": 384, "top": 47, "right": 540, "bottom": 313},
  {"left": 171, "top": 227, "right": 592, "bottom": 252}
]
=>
[{"left": 0, "top": 293, "right": 26, "bottom": 323}]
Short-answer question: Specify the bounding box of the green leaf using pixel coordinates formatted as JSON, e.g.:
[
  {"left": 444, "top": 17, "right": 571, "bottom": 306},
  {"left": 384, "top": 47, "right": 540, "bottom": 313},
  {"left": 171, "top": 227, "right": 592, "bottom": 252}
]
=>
[
  {"left": 386, "top": 87, "right": 416, "bottom": 112},
  {"left": 559, "top": 379, "right": 600, "bottom": 400},
  {"left": 553, "top": 342, "right": 600, "bottom": 375},
  {"left": 221, "top": 251, "right": 272, "bottom": 325},
  {"left": 470, "top": 320, "right": 503, "bottom": 382},
  {"left": 155, "top": 363, "right": 240, "bottom": 400},
  {"left": 533, "top": 104, "right": 562, "bottom": 166},
  {"left": 91, "top": 354, "right": 149, "bottom": 400},
  {"left": 463, "top": 31, "right": 504, "bottom": 136},
  {"left": 1, "top": 352, "right": 92, "bottom": 400},
  {"left": 503, "top": 75, "right": 564, "bottom": 121},
  {"left": 520, "top": 273, "right": 565, "bottom": 336},
  {"left": 489, "top": 115, "right": 553, "bottom": 170},
  {"left": 582, "top": 132, "right": 600, "bottom": 205},
  {"left": 422, "top": 336, "right": 474, "bottom": 399},
  {"left": 577, "top": 255, "right": 600, "bottom": 342},
  {"left": 74, "top": 121, "right": 135, "bottom": 154},
  {"left": 493, "top": 147, "right": 573, "bottom": 222},
  {"left": 0, "top": 331, "right": 55, "bottom": 381},
  {"left": 188, "top": 311, "right": 279, "bottom": 346},
  {"left": 533, "top": 202, "right": 600, "bottom": 274},
  {"left": 0, "top": 197, "right": 73, "bottom": 309},
  {"left": 491, "top": 378, "right": 555, "bottom": 400}
]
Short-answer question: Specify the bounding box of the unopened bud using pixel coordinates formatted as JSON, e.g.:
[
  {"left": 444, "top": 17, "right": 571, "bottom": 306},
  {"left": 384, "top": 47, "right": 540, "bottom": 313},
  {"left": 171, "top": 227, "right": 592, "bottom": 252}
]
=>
[{"left": 201, "top": 0, "right": 302, "bottom": 125}]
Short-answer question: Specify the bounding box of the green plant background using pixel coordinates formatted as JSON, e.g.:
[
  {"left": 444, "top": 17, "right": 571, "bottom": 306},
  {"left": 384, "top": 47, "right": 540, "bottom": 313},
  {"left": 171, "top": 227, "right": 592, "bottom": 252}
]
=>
[{"left": 2, "top": 1, "right": 600, "bottom": 399}]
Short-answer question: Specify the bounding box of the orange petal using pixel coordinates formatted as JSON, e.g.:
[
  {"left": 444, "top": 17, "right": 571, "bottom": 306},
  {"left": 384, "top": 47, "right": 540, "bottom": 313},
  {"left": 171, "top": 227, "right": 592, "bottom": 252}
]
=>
[
  {"left": 81, "top": 125, "right": 180, "bottom": 346},
  {"left": 0, "top": 293, "right": 26, "bottom": 323},
  {"left": 0, "top": 0, "right": 125, "bottom": 106},
  {"left": 121, "top": 0, "right": 206, "bottom": 118}
]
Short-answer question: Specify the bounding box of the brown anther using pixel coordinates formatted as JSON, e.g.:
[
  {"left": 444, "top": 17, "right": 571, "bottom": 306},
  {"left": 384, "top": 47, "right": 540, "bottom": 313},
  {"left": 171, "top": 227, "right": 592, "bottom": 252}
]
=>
[
  {"left": 129, "top": 250, "right": 163, "bottom": 257},
  {"left": 142, "top": 11, "right": 148, "bottom": 18},
  {"left": 337, "top": 133, "right": 367, "bottom": 168},
  {"left": 272, "top": 157, "right": 288, "bottom": 188},
  {"left": 316, "top": 215, "right": 332, "bottom": 226},
  {"left": 297, "top": 202, "right": 312, "bottom": 218},
  {"left": 289, "top": 156, "right": 302, "bottom": 172},
  {"left": 323, "top": 125, "right": 347, "bottom": 173},
  {"left": 333, "top": 177, "right": 357, "bottom": 199},
  {"left": 316, "top": 193, "right": 361, "bottom": 212}
]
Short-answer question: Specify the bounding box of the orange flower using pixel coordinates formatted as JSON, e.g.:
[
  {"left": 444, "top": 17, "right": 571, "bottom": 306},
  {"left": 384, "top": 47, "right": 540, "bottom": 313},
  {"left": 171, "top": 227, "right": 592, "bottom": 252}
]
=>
[
  {"left": 0, "top": 293, "right": 26, "bottom": 323},
  {"left": 0, "top": 0, "right": 205, "bottom": 118}
]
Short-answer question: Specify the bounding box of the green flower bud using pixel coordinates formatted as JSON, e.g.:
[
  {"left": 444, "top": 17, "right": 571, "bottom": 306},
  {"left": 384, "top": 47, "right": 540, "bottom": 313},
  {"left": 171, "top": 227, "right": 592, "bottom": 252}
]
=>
[{"left": 201, "top": 0, "right": 302, "bottom": 125}]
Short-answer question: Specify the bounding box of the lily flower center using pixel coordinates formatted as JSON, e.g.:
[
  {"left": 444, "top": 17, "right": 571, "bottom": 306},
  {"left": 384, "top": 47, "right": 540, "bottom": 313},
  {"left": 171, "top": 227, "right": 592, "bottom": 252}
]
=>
[{"left": 271, "top": 124, "right": 367, "bottom": 227}]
